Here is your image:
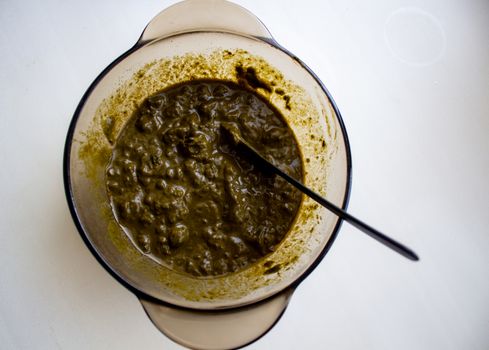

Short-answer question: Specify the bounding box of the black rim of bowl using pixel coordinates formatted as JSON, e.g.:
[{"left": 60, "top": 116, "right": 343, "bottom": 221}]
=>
[{"left": 63, "top": 35, "right": 353, "bottom": 312}]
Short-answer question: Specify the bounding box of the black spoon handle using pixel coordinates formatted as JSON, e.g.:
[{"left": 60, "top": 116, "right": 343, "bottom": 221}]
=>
[{"left": 238, "top": 140, "right": 419, "bottom": 261}]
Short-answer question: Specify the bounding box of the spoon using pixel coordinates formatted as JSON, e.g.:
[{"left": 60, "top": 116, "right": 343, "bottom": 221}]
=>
[{"left": 223, "top": 125, "right": 419, "bottom": 261}]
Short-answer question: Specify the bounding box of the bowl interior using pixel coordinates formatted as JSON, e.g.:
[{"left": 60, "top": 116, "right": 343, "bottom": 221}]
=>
[{"left": 65, "top": 31, "right": 351, "bottom": 309}]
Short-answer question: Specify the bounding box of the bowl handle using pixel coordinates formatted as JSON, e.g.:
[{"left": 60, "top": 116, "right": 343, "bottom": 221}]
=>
[
  {"left": 137, "top": 0, "right": 274, "bottom": 45},
  {"left": 138, "top": 287, "right": 295, "bottom": 350}
]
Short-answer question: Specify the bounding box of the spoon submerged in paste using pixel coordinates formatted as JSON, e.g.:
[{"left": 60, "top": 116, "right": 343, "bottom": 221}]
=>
[{"left": 222, "top": 124, "right": 419, "bottom": 261}]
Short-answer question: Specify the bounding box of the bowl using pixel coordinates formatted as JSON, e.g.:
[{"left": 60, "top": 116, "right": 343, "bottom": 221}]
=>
[{"left": 64, "top": 1, "right": 352, "bottom": 348}]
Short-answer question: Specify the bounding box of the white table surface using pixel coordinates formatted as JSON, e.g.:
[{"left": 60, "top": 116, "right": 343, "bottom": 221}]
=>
[{"left": 1, "top": 0, "right": 488, "bottom": 349}]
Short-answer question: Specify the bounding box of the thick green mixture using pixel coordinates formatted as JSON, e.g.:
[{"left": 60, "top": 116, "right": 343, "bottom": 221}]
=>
[{"left": 106, "top": 80, "right": 302, "bottom": 277}]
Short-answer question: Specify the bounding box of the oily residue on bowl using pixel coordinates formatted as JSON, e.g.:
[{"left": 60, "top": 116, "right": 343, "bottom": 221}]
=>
[{"left": 76, "top": 47, "right": 337, "bottom": 304}]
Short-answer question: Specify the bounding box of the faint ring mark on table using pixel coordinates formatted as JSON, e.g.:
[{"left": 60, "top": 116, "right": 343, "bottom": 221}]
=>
[{"left": 384, "top": 7, "right": 446, "bottom": 66}]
